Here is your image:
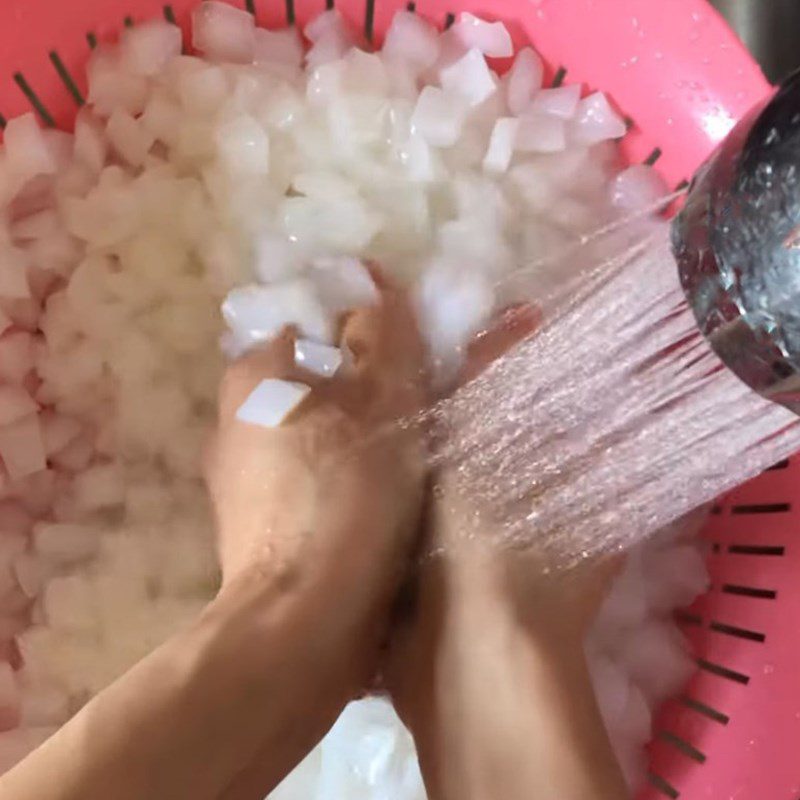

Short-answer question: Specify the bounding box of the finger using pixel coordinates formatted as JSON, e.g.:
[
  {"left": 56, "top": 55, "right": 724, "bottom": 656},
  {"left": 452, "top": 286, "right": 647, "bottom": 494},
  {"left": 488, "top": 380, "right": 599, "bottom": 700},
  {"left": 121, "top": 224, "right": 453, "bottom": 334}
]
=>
[
  {"left": 361, "top": 259, "right": 391, "bottom": 291},
  {"left": 340, "top": 291, "right": 426, "bottom": 382},
  {"left": 458, "top": 304, "right": 541, "bottom": 385},
  {"left": 340, "top": 305, "right": 382, "bottom": 368}
]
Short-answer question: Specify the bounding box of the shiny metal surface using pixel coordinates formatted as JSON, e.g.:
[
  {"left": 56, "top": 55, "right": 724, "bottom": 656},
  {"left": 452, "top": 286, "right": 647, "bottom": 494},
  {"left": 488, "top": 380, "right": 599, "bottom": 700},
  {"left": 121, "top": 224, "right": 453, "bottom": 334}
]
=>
[
  {"left": 672, "top": 69, "right": 800, "bottom": 414},
  {"left": 710, "top": 0, "right": 800, "bottom": 83}
]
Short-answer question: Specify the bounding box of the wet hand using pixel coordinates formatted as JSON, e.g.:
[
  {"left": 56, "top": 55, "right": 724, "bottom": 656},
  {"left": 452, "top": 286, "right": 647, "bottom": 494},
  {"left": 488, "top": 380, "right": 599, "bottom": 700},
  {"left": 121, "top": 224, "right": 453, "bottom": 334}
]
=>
[{"left": 205, "top": 273, "right": 428, "bottom": 685}]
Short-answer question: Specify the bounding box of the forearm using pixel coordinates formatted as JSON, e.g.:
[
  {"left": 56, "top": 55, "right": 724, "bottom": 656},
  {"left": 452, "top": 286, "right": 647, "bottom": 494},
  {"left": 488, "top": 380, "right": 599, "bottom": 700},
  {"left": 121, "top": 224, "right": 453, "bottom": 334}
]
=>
[
  {"left": 407, "top": 558, "right": 629, "bottom": 800},
  {"left": 0, "top": 566, "right": 358, "bottom": 800}
]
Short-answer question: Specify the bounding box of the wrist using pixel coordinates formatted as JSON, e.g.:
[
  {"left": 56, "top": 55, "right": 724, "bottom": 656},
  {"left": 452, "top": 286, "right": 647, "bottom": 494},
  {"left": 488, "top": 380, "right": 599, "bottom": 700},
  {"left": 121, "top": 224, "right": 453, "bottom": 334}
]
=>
[
  {"left": 211, "top": 555, "right": 377, "bottom": 695},
  {"left": 406, "top": 608, "right": 621, "bottom": 800},
  {"left": 448, "top": 547, "right": 595, "bottom": 647}
]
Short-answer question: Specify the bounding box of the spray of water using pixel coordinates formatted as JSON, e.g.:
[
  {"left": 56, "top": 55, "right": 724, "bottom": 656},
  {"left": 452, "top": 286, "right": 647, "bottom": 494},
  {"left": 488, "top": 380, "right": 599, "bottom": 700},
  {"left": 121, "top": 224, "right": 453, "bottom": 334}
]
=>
[{"left": 421, "top": 221, "right": 800, "bottom": 566}]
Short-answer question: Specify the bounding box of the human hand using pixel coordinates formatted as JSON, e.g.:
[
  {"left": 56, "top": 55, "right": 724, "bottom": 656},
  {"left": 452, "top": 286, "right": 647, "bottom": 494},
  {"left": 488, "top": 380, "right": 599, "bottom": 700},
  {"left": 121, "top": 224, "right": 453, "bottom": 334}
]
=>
[
  {"left": 387, "top": 306, "right": 626, "bottom": 800},
  {"left": 205, "top": 272, "right": 428, "bottom": 686}
]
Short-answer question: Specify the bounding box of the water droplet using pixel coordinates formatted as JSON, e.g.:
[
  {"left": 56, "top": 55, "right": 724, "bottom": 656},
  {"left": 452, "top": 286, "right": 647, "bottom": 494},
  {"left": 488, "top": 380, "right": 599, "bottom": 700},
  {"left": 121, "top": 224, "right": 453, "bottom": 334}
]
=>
[
  {"left": 764, "top": 663, "right": 775, "bottom": 675},
  {"left": 631, "top": 16, "right": 639, "bottom": 28},
  {"left": 654, "top": 51, "right": 664, "bottom": 61},
  {"left": 629, "top": 55, "right": 639, "bottom": 65},
  {"left": 701, "top": 56, "right": 711, "bottom": 66},
  {"left": 666, "top": 117, "right": 674, "bottom": 126}
]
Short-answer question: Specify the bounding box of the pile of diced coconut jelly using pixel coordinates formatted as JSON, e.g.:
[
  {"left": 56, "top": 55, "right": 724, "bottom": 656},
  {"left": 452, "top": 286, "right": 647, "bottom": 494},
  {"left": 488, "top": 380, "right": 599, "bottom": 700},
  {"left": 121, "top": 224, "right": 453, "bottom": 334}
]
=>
[{"left": 0, "top": 2, "right": 708, "bottom": 795}]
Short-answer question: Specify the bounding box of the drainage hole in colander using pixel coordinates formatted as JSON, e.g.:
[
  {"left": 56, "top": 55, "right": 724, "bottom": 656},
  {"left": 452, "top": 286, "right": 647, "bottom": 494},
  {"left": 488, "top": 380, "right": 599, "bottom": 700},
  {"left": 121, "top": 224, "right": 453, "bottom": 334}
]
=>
[
  {"left": 731, "top": 502, "right": 791, "bottom": 514},
  {"left": 365, "top": 0, "right": 375, "bottom": 40},
  {"left": 708, "top": 620, "right": 765, "bottom": 643},
  {"left": 696, "top": 657, "right": 750, "bottom": 685},
  {"left": 721, "top": 583, "right": 777, "bottom": 599},
  {"left": 680, "top": 695, "right": 730, "bottom": 725},
  {"left": 647, "top": 771, "right": 680, "bottom": 799},
  {"left": 658, "top": 731, "right": 707, "bottom": 764},
  {"left": 12, "top": 73, "right": 55, "bottom": 127},
  {"left": 644, "top": 147, "right": 663, "bottom": 166},
  {"left": 727, "top": 544, "right": 785, "bottom": 556},
  {"left": 49, "top": 51, "right": 85, "bottom": 106}
]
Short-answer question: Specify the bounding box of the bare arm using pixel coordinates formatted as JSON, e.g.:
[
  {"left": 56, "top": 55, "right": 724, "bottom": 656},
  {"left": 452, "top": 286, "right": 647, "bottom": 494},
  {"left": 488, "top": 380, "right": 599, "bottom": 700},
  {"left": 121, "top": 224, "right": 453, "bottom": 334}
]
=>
[{"left": 0, "top": 561, "right": 375, "bottom": 800}]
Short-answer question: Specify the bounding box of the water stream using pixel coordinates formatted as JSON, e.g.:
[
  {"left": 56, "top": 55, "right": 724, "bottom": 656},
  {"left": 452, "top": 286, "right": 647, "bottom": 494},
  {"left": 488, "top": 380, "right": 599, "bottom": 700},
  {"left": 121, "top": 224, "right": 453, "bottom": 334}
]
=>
[{"left": 426, "top": 222, "right": 800, "bottom": 565}]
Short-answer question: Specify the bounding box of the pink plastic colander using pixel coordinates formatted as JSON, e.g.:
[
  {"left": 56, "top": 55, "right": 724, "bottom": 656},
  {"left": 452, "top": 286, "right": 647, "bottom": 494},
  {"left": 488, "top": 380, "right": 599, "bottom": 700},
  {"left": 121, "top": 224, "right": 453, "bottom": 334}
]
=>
[{"left": 0, "top": 0, "right": 793, "bottom": 797}]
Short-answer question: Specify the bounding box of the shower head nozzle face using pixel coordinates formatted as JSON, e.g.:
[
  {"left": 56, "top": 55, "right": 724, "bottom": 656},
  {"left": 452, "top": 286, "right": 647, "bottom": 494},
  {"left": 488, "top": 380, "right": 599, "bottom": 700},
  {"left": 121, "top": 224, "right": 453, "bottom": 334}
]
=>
[{"left": 673, "top": 68, "right": 800, "bottom": 414}]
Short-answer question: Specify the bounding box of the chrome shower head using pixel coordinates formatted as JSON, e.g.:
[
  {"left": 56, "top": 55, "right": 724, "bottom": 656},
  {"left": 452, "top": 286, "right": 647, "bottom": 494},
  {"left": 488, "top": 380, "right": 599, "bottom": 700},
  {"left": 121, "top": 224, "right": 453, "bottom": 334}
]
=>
[{"left": 673, "top": 69, "right": 800, "bottom": 414}]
